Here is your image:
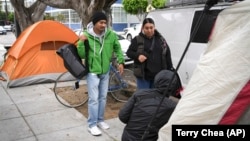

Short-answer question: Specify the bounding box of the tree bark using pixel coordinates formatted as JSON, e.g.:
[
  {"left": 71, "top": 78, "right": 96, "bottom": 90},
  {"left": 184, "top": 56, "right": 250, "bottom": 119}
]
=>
[
  {"left": 10, "top": 0, "right": 117, "bottom": 33},
  {"left": 38, "top": 0, "right": 117, "bottom": 28},
  {"left": 10, "top": 0, "right": 46, "bottom": 32}
]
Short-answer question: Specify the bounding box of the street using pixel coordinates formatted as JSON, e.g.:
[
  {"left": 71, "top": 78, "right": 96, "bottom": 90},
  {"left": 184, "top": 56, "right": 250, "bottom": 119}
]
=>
[{"left": 0, "top": 32, "right": 16, "bottom": 64}]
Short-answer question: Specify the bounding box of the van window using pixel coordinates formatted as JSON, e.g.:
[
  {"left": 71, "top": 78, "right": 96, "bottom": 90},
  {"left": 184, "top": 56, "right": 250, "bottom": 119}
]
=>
[{"left": 191, "top": 10, "right": 222, "bottom": 43}]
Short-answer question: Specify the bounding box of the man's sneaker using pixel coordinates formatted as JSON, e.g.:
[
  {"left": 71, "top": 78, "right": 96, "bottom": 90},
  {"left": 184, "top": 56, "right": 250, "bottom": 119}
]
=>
[
  {"left": 97, "top": 121, "right": 110, "bottom": 130},
  {"left": 88, "top": 126, "right": 102, "bottom": 136}
]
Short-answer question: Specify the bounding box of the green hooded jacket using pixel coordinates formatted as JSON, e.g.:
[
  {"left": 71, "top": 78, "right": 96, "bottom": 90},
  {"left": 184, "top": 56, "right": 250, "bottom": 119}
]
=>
[{"left": 77, "top": 27, "right": 124, "bottom": 75}]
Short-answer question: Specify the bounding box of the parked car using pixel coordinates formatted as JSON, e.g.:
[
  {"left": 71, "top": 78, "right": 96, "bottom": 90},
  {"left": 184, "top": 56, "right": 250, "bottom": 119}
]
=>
[
  {"left": 3, "top": 25, "right": 12, "bottom": 32},
  {"left": 73, "top": 29, "right": 133, "bottom": 65},
  {"left": 116, "top": 33, "right": 134, "bottom": 65},
  {"left": 123, "top": 23, "right": 142, "bottom": 41},
  {"left": 0, "top": 26, "right": 7, "bottom": 35}
]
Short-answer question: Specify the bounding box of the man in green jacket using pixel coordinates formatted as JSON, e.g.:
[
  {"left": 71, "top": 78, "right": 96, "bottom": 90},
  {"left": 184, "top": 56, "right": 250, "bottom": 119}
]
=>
[{"left": 77, "top": 11, "right": 124, "bottom": 136}]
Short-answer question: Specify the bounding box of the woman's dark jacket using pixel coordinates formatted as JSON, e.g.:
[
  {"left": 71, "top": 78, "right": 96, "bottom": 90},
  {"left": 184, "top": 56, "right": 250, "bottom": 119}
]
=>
[{"left": 126, "top": 30, "right": 173, "bottom": 80}]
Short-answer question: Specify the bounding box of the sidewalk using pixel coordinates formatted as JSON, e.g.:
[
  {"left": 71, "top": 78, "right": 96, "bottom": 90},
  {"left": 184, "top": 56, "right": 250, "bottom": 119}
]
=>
[
  {"left": 0, "top": 32, "right": 125, "bottom": 141},
  {"left": 0, "top": 80, "right": 125, "bottom": 141}
]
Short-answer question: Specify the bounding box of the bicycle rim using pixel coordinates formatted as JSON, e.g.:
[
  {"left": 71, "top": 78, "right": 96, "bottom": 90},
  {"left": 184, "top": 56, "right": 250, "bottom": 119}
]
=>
[
  {"left": 110, "top": 69, "right": 137, "bottom": 102},
  {"left": 54, "top": 72, "right": 88, "bottom": 108}
]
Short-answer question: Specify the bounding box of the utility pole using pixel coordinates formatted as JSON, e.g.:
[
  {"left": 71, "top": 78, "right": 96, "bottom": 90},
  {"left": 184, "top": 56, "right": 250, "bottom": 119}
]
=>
[{"left": 4, "top": 0, "right": 9, "bottom": 23}]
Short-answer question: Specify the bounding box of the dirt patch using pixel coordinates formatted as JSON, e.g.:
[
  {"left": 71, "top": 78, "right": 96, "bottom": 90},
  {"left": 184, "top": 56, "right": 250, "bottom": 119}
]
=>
[
  {"left": 53, "top": 65, "right": 136, "bottom": 119},
  {"left": 53, "top": 84, "right": 131, "bottom": 119},
  {"left": 75, "top": 85, "right": 127, "bottom": 119}
]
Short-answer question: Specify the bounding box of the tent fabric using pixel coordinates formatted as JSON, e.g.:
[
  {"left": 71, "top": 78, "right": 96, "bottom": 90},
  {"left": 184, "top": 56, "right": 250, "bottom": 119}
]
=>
[
  {"left": 0, "top": 20, "right": 79, "bottom": 88},
  {"left": 158, "top": 1, "right": 250, "bottom": 141}
]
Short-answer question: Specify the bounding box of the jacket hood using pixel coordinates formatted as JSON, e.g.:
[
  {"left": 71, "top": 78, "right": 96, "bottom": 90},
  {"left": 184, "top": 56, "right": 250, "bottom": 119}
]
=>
[
  {"left": 85, "top": 22, "right": 108, "bottom": 57},
  {"left": 154, "top": 70, "right": 179, "bottom": 93},
  {"left": 86, "top": 22, "right": 107, "bottom": 37},
  {"left": 140, "top": 29, "right": 162, "bottom": 39}
]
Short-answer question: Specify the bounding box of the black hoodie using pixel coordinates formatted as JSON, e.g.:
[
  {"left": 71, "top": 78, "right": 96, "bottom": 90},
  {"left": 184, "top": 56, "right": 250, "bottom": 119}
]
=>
[{"left": 119, "top": 70, "right": 180, "bottom": 141}]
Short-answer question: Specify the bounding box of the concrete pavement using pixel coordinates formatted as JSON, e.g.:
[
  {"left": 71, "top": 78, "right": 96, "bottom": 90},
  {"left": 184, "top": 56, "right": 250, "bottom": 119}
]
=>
[
  {"left": 0, "top": 81, "right": 125, "bottom": 141},
  {"left": 0, "top": 32, "right": 125, "bottom": 141}
]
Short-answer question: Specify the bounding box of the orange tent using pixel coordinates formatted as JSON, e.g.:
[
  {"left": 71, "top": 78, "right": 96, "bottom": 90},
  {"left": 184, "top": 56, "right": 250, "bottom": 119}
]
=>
[{"left": 0, "top": 20, "right": 79, "bottom": 88}]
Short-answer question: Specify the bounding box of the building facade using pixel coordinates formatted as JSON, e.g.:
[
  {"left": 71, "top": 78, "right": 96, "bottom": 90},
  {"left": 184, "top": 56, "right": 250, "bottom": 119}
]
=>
[{"left": 0, "top": 0, "right": 14, "bottom": 12}]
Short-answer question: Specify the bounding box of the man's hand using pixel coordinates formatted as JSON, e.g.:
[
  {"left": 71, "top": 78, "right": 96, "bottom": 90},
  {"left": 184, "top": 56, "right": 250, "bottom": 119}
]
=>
[
  {"left": 118, "top": 64, "right": 124, "bottom": 75},
  {"left": 80, "top": 35, "right": 88, "bottom": 41}
]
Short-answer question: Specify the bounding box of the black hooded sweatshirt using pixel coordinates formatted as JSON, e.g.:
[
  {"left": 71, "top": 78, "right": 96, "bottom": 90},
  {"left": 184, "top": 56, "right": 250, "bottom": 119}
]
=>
[{"left": 119, "top": 70, "right": 180, "bottom": 141}]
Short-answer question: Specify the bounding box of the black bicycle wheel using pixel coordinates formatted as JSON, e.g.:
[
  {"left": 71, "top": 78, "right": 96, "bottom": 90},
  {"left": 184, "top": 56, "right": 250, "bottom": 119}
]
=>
[
  {"left": 109, "top": 69, "right": 137, "bottom": 102},
  {"left": 54, "top": 72, "right": 88, "bottom": 108}
]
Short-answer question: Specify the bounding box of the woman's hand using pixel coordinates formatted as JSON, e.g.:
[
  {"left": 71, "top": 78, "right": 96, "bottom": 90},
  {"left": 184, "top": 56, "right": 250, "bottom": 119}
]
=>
[
  {"left": 138, "top": 55, "right": 147, "bottom": 63},
  {"left": 80, "top": 35, "right": 88, "bottom": 41}
]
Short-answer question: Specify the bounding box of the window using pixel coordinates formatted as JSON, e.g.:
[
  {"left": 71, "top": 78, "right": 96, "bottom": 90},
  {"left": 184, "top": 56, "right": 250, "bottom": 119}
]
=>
[
  {"left": 112, "top": 6, "right": 127, "bottom": 23},
  {"left": 191, "top": 10, "right": 222, "bottom": 43},
  {"left": 70, "top": 10, "right": 81, "bottom": 23}
]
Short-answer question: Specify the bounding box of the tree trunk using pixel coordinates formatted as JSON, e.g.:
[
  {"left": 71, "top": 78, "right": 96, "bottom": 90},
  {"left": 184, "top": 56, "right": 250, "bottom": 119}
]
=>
[
  {"left": 10, "top": 0, "right": 46, "bottom": 32},
  {"left": 10, "top": 0, "right": 117, "bottom": 33},
  {"left": 14, "top": 11, "right": 21, "bottom": 38},
  {"left": 38, "top": 0, "right": 116, "bottom": 28}
]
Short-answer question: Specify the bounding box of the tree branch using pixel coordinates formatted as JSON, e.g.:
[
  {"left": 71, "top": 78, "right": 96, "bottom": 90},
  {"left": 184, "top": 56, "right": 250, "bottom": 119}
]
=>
[
  {"left": 32, "top": 1, "right": 47, "bottom": 21},
  {"left": 38, "top": 0, "right": 75, "bottom": 9}
]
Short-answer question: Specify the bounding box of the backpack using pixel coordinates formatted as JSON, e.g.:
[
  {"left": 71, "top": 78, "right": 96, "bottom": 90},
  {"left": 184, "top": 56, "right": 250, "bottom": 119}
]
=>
[
  {"left": 56, "top": 42, "right": 88, "bottom": 79},
  {"left": 133, "top": 35, "right": 168, "bottom": 78}
]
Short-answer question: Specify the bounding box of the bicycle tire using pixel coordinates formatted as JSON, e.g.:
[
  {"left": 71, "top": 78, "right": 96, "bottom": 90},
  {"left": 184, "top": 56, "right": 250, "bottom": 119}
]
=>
[
  {"left": 54, "top": 71, "right": 88, "bottom": 108},
  {"left": 109, "top": 69, "right": 137, "bottom": 102}
]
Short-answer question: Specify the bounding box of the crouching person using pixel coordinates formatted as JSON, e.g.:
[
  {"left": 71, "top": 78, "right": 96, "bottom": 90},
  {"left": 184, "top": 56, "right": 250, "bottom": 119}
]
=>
[{"left": 118, "top": 70, "right": 182, "bottom": 141}]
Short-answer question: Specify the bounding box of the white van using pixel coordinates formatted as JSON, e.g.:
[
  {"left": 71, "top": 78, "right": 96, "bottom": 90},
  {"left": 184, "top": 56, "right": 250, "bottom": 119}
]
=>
[
  {"left": 158, "top": 1, "right": 250, "bottom": 140},
  {"left": 147, "top": 1, "right": 233, "bottom": 86}
]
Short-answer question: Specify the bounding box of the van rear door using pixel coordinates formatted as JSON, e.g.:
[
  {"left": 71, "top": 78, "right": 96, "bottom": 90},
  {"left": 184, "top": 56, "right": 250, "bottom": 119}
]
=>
[
  {"left": 147, "top": 4, "right": 229, "bottom": 86},
  {"left": 148, "top": 8, "right": 195, "bottom": 86}
]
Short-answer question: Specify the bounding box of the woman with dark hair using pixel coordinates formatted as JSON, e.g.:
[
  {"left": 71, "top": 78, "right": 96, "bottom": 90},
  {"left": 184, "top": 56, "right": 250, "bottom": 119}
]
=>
[{"left": 126, "top": 18, "right": 174, "bottom": 89}]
